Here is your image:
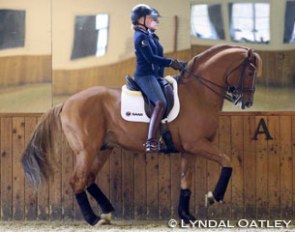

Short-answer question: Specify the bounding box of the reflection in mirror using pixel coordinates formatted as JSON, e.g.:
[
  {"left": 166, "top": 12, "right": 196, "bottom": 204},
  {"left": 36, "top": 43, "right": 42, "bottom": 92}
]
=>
[
  {"left": 191, "top": 4, "right": 225, "bottom": 40},
  {"left": 229, "top": 2, "right": 270, "bottom": 44},
  {"left": 0, "top": 2, "right": 52, "bottom": 113},
  {"left": 284, "top": 1, "right": 295, "bottom": 44},
  {"left": 71, "top": 14, "right": 109, "bottom": 60},
  {"left": 190, "top": 1, "right": 295, "bottom": 111},
  {"left": 51, "top": 1, "right": 295, "bottom": 112}
]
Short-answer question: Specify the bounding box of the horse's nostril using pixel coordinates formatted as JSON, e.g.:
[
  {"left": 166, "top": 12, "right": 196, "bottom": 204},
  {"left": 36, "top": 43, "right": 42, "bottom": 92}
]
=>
[{"left": 246, "top": 102, "right": 253, "bottom": 108}]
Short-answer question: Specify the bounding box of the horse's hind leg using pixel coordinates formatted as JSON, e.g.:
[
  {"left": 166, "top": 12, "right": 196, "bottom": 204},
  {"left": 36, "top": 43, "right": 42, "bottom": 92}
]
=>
[
  {"left": 86, "top": 148, "right": 114, "bottom": 224},
  {"left": 178, "top": 153, "right": 197, "bottom": 223},
  {"left": 70, "top": 148, "right": 104, "bottom": 226}
]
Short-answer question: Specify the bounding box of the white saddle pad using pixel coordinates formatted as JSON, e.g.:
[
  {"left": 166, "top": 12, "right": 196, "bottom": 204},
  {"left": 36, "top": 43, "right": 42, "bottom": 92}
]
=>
[{"left": 121, "top": 76, "right": 180, "bottom": 123}]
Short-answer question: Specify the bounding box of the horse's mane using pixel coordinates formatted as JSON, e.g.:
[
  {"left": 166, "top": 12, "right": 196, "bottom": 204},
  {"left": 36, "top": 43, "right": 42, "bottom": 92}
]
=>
[
  {"left": 179, "top": 44, "right": 250, "bottom": 81},
  {"left": 193, "top": 44, "right": 248, "bottom": 63},
  {"left": 178, "top": 44, "right": 262, "bottom": 83}
]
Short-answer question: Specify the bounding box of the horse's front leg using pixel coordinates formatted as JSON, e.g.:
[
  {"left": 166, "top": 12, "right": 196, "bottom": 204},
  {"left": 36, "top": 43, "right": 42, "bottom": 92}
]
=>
[
  {"left": 178, "top": 153, "right": 196, "bottom": 223},
  {"left": 183, "top": 139, "right": 232, "bottom": 208}
]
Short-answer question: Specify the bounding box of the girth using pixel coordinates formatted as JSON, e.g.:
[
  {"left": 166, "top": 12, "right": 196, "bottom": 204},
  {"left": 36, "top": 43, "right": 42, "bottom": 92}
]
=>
[{"left": 125, "top": 75, "right": 174, "bottom": 119}]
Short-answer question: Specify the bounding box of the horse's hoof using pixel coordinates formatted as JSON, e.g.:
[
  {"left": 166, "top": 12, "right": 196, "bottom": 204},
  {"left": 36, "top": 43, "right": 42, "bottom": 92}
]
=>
[
  {"left": 205, "top": 191, "right": 215, "bottom": 208},
  {"left": 100, "top": 212, "right": 112, "bottom": 224},
  {"left": 95, "top": 213, "right": 112, "bottom": 226},
  {"left": 205, "top": 191, "right": 225, "bottom": 208},
  {"left": 180, "top": 214, "right": 196, "bottom": 225},
  {"left": 95, "top": 218, "right": 108, "bottom": 226}
]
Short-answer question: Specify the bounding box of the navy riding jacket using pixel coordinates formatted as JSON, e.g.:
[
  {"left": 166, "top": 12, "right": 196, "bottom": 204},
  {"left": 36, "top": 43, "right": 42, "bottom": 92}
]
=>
[{"left": 133, "top": 28, "right": 171, "bottom": 78}]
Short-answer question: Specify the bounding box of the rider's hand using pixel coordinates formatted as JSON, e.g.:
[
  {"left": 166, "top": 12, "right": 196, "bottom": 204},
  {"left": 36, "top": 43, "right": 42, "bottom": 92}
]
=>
[
  {"left": 179, "top": 61, "right": 188, "bottom": 68},
  {"left": 170, "top": 59, "right": 186, "bottom": 71}
]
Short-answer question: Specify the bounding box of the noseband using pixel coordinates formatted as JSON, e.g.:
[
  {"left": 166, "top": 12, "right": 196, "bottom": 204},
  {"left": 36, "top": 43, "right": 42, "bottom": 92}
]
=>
[
  {"left": 181, "top": 55, "right": 256, "bottom": 104},
  {"left": 225, "top": 57, "right": 256, "bottom": 104}
]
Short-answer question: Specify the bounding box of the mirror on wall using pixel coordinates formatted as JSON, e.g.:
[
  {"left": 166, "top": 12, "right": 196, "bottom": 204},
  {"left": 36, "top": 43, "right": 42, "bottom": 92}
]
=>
[
  {"left": 284, "top": 0, "right": 295, "bottom": 44},
  {"left": 228, "top": 2, "right": 270, "bottom": 44},
  {"left": 191, "top": 4, "right": 225, "bottom": 40},
  {"left": 71, "top": 14, "right": 109, "bottom": 60},
  {"left": 190, "top": 1, "right": 295, "bottom": 111},
  {"left": 1, "top": 0, "right": 295, "bottom": 113},
  {"left": 0, "top": 9, "right": 25, "bottom": 50},
  {"left": 51, "top": 1, "right": 191, "bottom": 106},
  {"left": 0, "top": 1, "right": 52, "bottom": 112}
]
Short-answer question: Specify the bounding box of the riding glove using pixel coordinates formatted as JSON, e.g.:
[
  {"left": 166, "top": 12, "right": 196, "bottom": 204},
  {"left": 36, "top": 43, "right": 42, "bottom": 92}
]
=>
[{"left": 170, "top": 59, "right": 186, "bottom": 71}]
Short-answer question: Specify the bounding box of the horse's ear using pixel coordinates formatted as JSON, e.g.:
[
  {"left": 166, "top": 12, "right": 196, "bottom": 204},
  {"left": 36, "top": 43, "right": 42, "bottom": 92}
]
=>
[
  {"left": 253, "top": 52, "right": 263, "bottom": 77},
  {"left": 248, "top": 49, "right": 262, "bottom": 77},
  {"left": 247, "top": 48, "right": 253, "bottom": 59}
]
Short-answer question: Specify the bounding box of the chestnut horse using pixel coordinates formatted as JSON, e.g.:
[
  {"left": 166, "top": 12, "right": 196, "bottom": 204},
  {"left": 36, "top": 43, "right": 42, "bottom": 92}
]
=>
[{"left": 21, "top": 44, "right": 262, "bottom": 226}]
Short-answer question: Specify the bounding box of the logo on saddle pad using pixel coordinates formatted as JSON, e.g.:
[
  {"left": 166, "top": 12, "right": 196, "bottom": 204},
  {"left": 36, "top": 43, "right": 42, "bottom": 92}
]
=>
[{"left": 121, "top": 76, "right": 180, "bottom": 123}]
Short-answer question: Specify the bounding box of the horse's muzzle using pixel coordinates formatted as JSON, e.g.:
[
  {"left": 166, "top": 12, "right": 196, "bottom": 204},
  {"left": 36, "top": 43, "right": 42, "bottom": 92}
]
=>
[{"left": 241, "top": 100, "right": 253, "bottom": 109}]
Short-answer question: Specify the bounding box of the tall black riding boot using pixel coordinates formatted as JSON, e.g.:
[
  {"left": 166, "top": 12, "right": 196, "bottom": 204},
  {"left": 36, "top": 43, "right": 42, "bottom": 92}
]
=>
[
  {"left": 178, "top": 189, "right": 196, "bottom": 224},
  {"left": 145, "top": 102, "right": 165, "bottom": 152}
]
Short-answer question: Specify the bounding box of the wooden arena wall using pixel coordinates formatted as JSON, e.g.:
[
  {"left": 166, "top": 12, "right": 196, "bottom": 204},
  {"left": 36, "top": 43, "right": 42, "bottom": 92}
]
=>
[
  {"left": 0, "top": 112, "right": 295, "bottom": 221},
  {"left": 0, "top": 55, "right": 51, "bottom": 87}
]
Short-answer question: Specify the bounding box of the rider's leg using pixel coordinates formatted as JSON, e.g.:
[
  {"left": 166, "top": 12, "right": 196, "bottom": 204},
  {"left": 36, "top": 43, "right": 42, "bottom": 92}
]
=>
[
  {"left": 146, "top": 101, "right": 165, "bottom": 152},
  {"left": 134, "top": 75, "right": 167, "bottom": 152}
]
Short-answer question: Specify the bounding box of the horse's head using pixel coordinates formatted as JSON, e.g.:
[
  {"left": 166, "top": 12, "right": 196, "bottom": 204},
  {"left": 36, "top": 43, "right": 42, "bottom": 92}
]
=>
[
  {"left": 179, "top": 45, "right": 262, "bottom": 110},
  {"left": 226, "top": 49, "right": 262, "bottom": 109}
]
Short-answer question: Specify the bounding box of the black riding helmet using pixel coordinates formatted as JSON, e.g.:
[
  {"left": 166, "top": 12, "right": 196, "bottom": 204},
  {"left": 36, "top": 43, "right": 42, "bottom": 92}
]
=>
[
  {"left": 151, "top": 8, "right": 161, "bottom": 22},
  {"left": 131, "top": 4, "right": 159, "bottom": 29}
]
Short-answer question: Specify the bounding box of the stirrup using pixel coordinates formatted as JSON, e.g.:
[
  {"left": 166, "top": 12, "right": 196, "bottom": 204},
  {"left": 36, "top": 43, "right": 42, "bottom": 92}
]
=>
[
  {"left": 144, "top": 139, "right": 159, "bottom": 152},
  {"left": 205, "top": 191, "right": 224, "bottom": 208}
]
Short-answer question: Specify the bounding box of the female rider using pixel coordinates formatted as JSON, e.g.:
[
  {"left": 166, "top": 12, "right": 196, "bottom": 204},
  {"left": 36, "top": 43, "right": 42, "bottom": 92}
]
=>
[{"left": 131, "top": 4, "right": 184, "bottom": 152}]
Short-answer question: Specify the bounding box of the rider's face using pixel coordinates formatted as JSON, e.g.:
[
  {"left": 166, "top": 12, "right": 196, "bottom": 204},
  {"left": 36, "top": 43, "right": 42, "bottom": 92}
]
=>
[{"left": 146, "top": 15, "right": 159, "bottom": 31}]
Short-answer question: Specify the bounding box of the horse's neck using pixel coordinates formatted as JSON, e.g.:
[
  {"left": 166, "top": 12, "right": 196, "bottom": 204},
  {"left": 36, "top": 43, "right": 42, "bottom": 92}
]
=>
[
  {"left": 203, "top": 70, "right": 228, "bottom": 111},
  {"left": 181, "top": 65, "right": 228, "bottom": 112},
  {"left": 183, "top": 48, "right": 245, "bottom": 111}
]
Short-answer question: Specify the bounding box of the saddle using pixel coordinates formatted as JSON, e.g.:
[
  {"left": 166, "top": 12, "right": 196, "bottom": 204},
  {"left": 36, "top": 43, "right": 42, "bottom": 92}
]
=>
[
  {"left": 121, "top": 75, "right": 180, "bottom": 153},
  {"left": 125, "top": 75, "right": 174, "bottom": 118}
]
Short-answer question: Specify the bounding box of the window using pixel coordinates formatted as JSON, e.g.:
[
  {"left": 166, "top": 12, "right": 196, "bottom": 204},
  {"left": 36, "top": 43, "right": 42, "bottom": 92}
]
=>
[
  {"left": 0, "top": 9, "right": 25, "bottom": 50},
  {"left": 229, "top": 3, "right": 270, "bottom": 44},
  {"left": 284, "top": 1, "right": 295, "bottom": 43},
  {"left": 95, "top": 14, "right": 108, "bottom": 56},
  {"left": 191, "top": 4, "right": 225, "bottom": 40},
  {"left": 71, "top": 14, "right": 109, "bottom": 60}
]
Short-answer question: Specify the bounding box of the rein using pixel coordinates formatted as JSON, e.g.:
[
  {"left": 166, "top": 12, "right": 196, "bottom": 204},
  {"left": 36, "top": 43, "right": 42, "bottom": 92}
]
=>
[{"left": 180, "top": 56, "right": 254, "bottom": 104}]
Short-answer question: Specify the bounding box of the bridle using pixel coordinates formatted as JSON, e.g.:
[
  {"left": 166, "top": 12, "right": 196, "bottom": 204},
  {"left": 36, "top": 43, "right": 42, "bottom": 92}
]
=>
[{"left": 180, "top": 55, "right": 256, "bottom": 105}]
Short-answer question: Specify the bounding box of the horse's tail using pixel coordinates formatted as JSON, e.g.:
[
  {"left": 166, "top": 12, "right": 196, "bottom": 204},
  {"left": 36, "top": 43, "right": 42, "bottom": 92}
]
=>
[{"left": 21, "top": 103, "right": 64, "bottom": 190}]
